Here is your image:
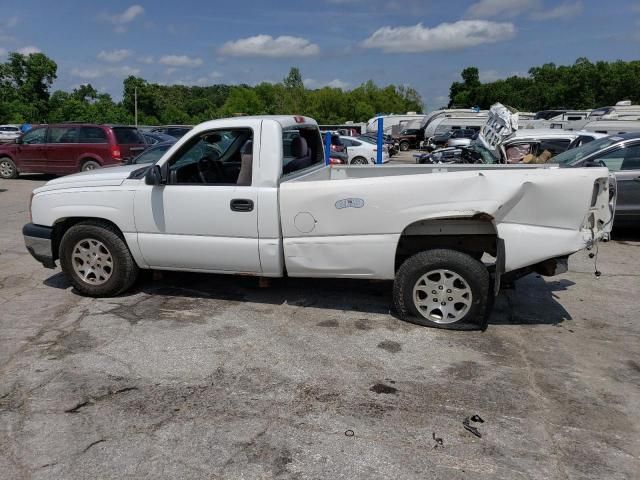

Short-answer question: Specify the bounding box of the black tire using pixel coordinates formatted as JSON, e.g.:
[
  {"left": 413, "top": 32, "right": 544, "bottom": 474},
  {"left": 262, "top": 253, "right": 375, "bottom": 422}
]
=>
[
  {"left": 351, "top": 156, "right": 368, "bottom": 165},
  {"left": 0, "top": 157, "right": 18, "bottom": 179},
  {"left": 59, "top": 221, "right": 139, "bottom": 297},
  {"left": 393, "top": 249, "right": 490, "bottom": 330},
  {"left": 81, "top": 160, "right": 101, "bottom": 172},
  {"left": 399, "top": 141, "right": 410, "bottom": 152}
]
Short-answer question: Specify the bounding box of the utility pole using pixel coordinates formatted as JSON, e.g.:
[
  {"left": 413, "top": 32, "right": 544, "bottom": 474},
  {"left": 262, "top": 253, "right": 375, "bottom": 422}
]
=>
[{"left": 134, "top": 87, "right": 138, "bottom": 127}]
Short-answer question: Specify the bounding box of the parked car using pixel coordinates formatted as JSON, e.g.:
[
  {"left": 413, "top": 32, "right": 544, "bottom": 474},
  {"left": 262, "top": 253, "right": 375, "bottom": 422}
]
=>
[
  {"left": 446, "top": 129, "right": 476, "bottom": 148},
  {"left": 150, "top": 125, "right": 192, "bottom": 139},
  {"left": 23, "top": 116, "right": 613, "bottom": 330},
  {"left": 553, "top": 132, "right": 640, "bottom": 226},
  {"left": 0, "top": 124, "right": 147, "bottom": 179},
  {"left": 359, "top": 133, "right": 397, "bottom": 155},
  {"left": 128, "top": 140, "right": 176, "bottom": 164},
  {"left": 425, "top": 131, "right": 452, "bottom": 150},
  {"left": 0, "top": 125, "right": 21, "bottom": 143},
  {"left": 340, "top": 135, "right": 389, "bottom": 164},
  {"left": 394, "top": 128, "right": 423, "bottom": 151},
  {"left": 419, "top": 129, "right": 604, "bottom": 165},
  {"left": 142, "top": 131, "right": 175, "bottom": 145}
]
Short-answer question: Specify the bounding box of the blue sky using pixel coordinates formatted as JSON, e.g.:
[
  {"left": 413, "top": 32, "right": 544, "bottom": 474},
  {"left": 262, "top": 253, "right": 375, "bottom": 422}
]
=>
[{"left": 1, "top": 0, "right": 639, "bottom": 111}]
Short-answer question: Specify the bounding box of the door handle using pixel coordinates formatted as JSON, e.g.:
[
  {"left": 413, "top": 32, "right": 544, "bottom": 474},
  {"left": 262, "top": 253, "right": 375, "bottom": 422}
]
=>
[
  {"left": 230, "top": 199, "right": 254, "bottom": 212},
  {"left": 633, "top": 176, "right": 640, "bottom": 182}
]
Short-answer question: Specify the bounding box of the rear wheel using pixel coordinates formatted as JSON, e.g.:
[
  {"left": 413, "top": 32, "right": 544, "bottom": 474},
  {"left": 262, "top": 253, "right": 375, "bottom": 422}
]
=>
[
  {"left": 351, "top": 156, "right": 368, "bottom": 165},
  {"left": 81, "top": 160, "right": 101, "bottom": 172},
  {"left": 393, "top": 249, "right": 490, "bottom": 329},
  {"left": 399, "top": 141, "right": 410, "bottom": 151},
  {"left": 0, "top": 157, "right": 18, "bottom": 179},
  {"left": 59, "top": 222, "right": 139, "bottom": 297}
]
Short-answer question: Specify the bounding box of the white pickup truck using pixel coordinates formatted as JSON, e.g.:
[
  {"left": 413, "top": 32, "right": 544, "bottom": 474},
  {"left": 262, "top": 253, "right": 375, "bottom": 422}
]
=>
[{"left": 23, "top": 115, "right": 614, "bottom": 329}]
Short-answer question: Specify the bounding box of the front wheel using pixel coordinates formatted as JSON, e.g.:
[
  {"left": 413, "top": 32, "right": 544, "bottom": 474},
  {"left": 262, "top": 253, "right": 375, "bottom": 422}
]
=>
[
  {"left": 399, "top": 141, "right": 410, "bottom": 151},
  {"left": 0, "top": 157, "right": 18, "bottom": 179},
  {"left": 393, "top": 249, "right": 491, "bottom": 329},
  {"left": 59, "top": 222, "right": 139, "bottom": 297},
  {"left": 351, "top": 156, "right": 368, "bottom": 165}
]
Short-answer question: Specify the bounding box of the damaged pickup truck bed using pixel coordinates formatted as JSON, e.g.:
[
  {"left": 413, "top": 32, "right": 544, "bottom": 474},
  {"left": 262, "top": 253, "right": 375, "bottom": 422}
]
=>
[{"left": 23, "top": 115, "right": 614, "bottom": 329}]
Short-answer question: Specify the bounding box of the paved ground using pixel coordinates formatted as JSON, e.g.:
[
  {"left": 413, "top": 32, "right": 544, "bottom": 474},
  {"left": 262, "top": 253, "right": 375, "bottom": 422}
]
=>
[{"left": 1, "top": 174, "right": 639, "bottom": 480}]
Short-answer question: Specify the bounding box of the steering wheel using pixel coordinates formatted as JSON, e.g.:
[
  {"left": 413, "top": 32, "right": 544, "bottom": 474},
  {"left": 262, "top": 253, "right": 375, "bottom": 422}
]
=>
[{"left": 197, "top": 155, "right": 224, "bottom": 183}]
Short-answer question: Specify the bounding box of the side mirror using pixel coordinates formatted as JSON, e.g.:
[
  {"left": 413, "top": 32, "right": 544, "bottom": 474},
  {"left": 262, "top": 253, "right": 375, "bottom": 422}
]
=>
[{"left": 145, "top": 165, "right": 162, "bottom": 185}]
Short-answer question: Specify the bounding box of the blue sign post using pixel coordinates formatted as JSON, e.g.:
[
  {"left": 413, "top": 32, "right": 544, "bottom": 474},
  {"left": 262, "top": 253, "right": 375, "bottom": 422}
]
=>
[
  {"left": 376, "top": 117, "right": 383, "bottom": 165},
  {"left": 324, "top": 131, "right": 332, "bottom": 165}
]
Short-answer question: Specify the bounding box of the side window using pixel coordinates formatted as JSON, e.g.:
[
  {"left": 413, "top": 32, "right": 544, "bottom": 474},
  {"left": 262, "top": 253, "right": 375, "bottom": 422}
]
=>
[
  {"left": 22, "top": 128, "right": 47, "bottom": 145},
  {"left": 49, "top": 127, "right": 79, "bottom": 144},
  {"left": 621, "top": 144, "right": 640, "bottom": 171},
  {"left": 282, "top": 127, "right": 323, "bottom": 176},
  {"left": 168, "top": 128, "right": 252, "bottom": 185},
  {"left": 341, "top": 139, "right": 352, "bottom": 147},
  {"left": 79, "top": 127, "right": 108, "bottom": 144},
  {"left": 539, "top": 139, "right": 570, "bottom": 156},
  {"left": 597, "top": 148, "right": 625, "bottom": 171}
]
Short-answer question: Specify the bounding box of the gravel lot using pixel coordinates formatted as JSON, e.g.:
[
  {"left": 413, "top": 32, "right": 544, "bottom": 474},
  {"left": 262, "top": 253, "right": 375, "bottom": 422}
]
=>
[{"left": 1, "top": 174, "right": 639, "bottom": 479}]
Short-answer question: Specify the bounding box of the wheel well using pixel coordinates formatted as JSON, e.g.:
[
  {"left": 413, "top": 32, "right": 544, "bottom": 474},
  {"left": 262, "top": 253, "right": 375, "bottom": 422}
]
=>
[
  {"left": 52, "top": 217, "right": 124, "bottom": 261},
  {"left": 394, "top": 217, "right": 498, "bottom": 272}
]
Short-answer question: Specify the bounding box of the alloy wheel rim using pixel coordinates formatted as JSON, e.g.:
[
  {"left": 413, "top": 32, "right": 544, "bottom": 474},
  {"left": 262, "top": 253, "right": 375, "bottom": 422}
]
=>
[
  {"left": 71, "top": 238, "right": 114, "bottom": 285},
  {"left": 412, "top": 269, "right": 472, "bottom": 324},
  {"left": 0, "top": 160, "right": 13, "bottom": 177}
]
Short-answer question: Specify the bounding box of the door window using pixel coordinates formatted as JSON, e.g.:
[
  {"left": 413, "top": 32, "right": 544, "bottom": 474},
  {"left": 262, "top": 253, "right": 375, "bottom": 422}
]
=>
[
  {"left": 621, "top": 144, "right": 640, "bottom": 171},
  {"left": 167, "top": 129, "right": 253, "bottom": 185},
  {"left": 22, "top": 127, "right": 47, "bottom": 145},
  {"left": 49, "top": 126, "right": 79, "bottom": 143},
  {"left": 597, "top": 148, "right": 625, "bottom": 171}
]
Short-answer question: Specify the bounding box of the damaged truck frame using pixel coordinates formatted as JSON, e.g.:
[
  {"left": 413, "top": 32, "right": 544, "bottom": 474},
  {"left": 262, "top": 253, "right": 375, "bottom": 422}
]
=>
[{"left": 23, "top": 116, "right": 615, "bottom": 329}]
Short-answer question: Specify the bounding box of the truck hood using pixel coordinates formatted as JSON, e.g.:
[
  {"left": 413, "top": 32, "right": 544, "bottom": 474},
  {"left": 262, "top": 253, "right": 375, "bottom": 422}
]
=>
[
  {"left": 34, "top": 164, "right": 144, "bottom": 193},
  {"left": 476, "top": 103, "right": 519, "bottom": 161}
]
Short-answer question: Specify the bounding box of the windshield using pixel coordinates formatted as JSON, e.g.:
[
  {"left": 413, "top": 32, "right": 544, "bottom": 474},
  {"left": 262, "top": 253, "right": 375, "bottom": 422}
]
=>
[
  {"left": 551, "top": 136, "right": 620, "bottom": 166},
  {"left": 132, "top": 143, "right": 173, "bottom": 164}
]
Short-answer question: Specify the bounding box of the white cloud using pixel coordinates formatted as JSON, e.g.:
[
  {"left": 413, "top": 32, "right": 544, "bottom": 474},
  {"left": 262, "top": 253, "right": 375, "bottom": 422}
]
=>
[
  {"left": 209, "top": 71, "right": 223, "bottom": 79},
  {"left": 465, "top": 0, "right": 539, "bottom": 18},
  {"left": 71, "top": 68, "right": 102, "bottom": 79},
  {"left": 304, "top": 78, "right": 350, "bottom": 89},
  {"left": 71, "top": 65, "right": 140, "bottom": 80},
  {"left": 219, "top": 35, "right": 320, "bottom": 57},
  {"left": 0, "top": 48, "right": 7, "bottom": 57},
  {"left": 327, "top": 79, "right": 350, "bottom": 89},
  {"left": 164, "top": 67, "right": 178, "bottom": 75},
  {"left": 361, "top": 20, "right": 516, "bottom": 53},
  {"left": 159, "top": 55, "right": 203, "bottom": 67},
  {"left": 97, "top": 49, "right": 132, "bottom": 62},
  {"left": 138, "top": 55, "right": 154, "bottom": 64},
  {"left": 16, "top": 46, "right": 41, "bottom": 55},
  {"left": 103, "top": 5, "right": 144, "bottom": 24},
  {"left": 101, "top": 5, "right": 144, "bottom": 32},
  {"left": 531, "top": 1, "right": 582, "bottom": 20}
]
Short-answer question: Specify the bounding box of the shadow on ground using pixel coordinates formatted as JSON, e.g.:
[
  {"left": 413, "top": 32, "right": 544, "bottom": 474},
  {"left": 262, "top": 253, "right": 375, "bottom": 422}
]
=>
[{"left": 45, "top": 269, "right": 573, "bottom": 327}]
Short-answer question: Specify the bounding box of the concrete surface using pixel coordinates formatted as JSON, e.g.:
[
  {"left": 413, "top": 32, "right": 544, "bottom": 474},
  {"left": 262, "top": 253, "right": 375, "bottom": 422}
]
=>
[{"left": 1, "top": 175, "right": 639, "bottom": 480}]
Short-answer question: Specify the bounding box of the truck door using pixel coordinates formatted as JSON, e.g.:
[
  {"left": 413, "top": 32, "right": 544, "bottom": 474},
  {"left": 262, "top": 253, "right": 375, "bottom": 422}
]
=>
[
  {"left": 133, "top": 125, "right": 261, "bottom": 272},
  {"left": 595, "top": 142, "right": 640, "bottom": 223}
]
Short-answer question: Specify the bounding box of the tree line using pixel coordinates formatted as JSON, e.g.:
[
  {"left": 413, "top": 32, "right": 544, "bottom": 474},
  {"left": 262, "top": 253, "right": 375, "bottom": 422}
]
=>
[
  {"left": 0, "top": 52, "right": 423, "bottom": 125},
  {"left": 448, "top": 58, "right": 640, "bottom": 112}
]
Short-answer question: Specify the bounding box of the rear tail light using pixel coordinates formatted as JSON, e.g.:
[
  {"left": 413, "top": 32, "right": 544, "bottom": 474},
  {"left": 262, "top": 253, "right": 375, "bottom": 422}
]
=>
[
  {"left": 329, "top": 157, "right": 343, "bottom": 165},
  {"left": 111, "top": 145, "right": 121, "bottom": 160}
]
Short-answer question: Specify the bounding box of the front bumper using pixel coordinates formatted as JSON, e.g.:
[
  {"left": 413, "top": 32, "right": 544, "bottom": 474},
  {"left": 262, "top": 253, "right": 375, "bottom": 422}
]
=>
[{"left": 23, "top": 223, "right": 56, "bottom": 268}]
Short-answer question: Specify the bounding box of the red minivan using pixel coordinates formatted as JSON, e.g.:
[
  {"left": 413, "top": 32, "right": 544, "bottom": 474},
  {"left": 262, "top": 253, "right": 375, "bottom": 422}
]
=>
[{"left": 0, "top": 124, "right": 147, "bottom": 179}]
